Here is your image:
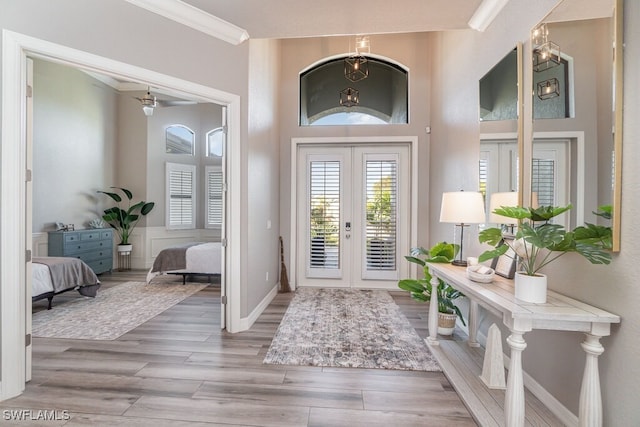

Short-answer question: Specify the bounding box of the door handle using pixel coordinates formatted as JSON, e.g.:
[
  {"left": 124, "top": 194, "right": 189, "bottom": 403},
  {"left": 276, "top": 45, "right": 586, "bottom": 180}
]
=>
[{"left": 345, "top": 221, "right": 351, "bottom": 231}]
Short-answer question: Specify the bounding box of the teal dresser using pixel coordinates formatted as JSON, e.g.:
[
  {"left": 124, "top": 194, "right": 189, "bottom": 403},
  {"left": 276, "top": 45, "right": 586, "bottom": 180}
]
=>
[{"left": 48, "top": 229, "right": 113, "bottom": 274}]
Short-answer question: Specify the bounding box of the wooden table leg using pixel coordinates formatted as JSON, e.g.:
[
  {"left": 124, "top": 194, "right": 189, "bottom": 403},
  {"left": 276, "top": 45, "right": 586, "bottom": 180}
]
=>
[
  {"left": 468, "top": 300, "right": 480, "bottom": 347},
  {"left": 426, "top": 273, "right": 440, "bottom": 345},
  {"left": 505, "top": 328, "right": 527, "bottom": 426},
  {"left": 579, "top": 333, "right": 605, "bottom": 427}
]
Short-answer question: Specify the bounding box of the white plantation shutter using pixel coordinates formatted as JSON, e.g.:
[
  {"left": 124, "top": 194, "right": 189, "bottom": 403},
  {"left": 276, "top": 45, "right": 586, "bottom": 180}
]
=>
[
  {"left": 532, "top": 158, "right": 555, "bottom": 206},
  {"left": 206, "top": 166, "right": 223, "bottom": 228},
  {"left": 365, "top": 159, "right": 397, "bottom": 271},
  {"left": 309, "top": 161, "right": 341, "bottom": 269},
  {"left": 166, "top": 163, "right": 196, "bottom": 229}
]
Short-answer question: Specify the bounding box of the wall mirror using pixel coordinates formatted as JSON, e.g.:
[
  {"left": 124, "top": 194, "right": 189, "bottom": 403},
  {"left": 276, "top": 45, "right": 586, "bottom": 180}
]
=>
[
  {"left": 479, "top": 47, "right": 518, "bottom": 122},
  {"left": 529, "top": 0, "right": 622, "bottom": 251},
  {"left": 479, "top": 44, "right": 524, "bottom": 224}
]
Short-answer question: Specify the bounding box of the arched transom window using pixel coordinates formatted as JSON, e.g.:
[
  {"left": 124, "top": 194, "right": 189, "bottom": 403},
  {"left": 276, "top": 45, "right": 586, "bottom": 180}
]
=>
[{"left": 300, "top": 57, "right": 408, "bottom": 126}]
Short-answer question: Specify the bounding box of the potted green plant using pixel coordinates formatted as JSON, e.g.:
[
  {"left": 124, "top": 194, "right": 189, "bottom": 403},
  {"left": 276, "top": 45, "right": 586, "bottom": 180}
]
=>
[
  {"left": 478, "top": 204, "right": 612, "bottom": 303},
  {"left": 398, "top": 242, "right": 466, "bottom": 335},
  {"left": 97, "top": 187, "right": 155, "bottom": 251}
]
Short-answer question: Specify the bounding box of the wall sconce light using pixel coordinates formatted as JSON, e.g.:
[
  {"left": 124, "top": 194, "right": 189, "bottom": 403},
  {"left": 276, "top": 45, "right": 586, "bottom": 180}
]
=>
[
  {"left": 138, "top": 87, "right": 157, "bottom": 116},
  {"left": 439, "top": 191, "right": 486, "bottom": 266},
  {"left": 537, "top": 78, "right": 560, "bottom": 100},
  {"left": 533, "top": 41, "right": 561, "bottom": 72},
  {"left": 339, "top": 87, "right": 359, "bottom": 107}
]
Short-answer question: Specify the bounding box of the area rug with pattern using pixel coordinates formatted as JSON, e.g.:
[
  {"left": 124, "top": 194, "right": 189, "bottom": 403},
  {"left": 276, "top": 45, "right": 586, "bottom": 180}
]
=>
[
  {"left": 32, "top": 281, "right": 207, "bottom": 340},
  {"left": 263, "top": 288, "right": 441, "bottom": 371}
]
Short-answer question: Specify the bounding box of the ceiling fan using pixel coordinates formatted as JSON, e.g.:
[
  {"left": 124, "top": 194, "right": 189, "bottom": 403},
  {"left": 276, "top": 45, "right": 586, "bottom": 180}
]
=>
[{"left": 135, "top": 87, "right": 196, "bottom": 116}]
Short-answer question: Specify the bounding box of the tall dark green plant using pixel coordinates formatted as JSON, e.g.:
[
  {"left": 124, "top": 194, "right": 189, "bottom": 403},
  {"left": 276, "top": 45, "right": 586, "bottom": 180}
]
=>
[
  {"left": 98, "top": 187, "right": 155, "bottom": 245},
  {"left": 398, "top": 242, "right": 466, "bottom": 325}
]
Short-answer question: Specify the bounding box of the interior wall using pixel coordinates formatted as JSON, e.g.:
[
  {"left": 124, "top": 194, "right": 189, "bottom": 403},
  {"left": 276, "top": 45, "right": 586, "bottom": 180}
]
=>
[
  {"left": 246, "top": 38, "right": 282, "bottom": 313},
  {"left": 144, "top": 102, "right": 223, "bottom": 229},
  {"left": 431, "top": 0, "right": 640, "bottom": 423},
  {"left": 32, "top": 58, "right": 116, "bottom": 234},
  {"left": 1, "top": 0, "right": 257, "bottom": 322},
  {"left": 278, "top": 32, "right": 432, "bottom": 281}
]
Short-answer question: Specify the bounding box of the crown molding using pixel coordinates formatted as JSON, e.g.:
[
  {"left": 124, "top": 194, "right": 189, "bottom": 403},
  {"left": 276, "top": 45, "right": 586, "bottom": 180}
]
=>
[
  {"left": 468, "top": 0, "right": 509, "bottom": 32},
  {"left": 124, "top": 0, "right": 249, "bottom": 45}
]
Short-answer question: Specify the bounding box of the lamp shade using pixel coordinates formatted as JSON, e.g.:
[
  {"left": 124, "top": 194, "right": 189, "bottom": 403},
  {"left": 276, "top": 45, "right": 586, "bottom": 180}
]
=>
[
  {"left": 489, "top": 192, "right": 518, "bottom": 224},
  {"left": 440, "top": 191, "right": 486, "bottom": 224}
]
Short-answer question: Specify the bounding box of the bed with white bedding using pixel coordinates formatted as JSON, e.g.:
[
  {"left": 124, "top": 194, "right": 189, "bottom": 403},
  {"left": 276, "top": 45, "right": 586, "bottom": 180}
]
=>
[
  {"left": 32, "top": 257, "right": 101, "bottom": 309},
  {"left": 147, "top": 242, "right": 221, "bottom": 284}
]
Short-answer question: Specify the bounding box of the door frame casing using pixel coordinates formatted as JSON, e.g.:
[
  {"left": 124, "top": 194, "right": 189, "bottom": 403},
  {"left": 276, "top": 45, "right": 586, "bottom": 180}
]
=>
[
  {"left": 290, "top": 136, "right": 419, "bottom": 290},
  {"left": 1, "top": 29, "right": 243, "bottom": 400}
]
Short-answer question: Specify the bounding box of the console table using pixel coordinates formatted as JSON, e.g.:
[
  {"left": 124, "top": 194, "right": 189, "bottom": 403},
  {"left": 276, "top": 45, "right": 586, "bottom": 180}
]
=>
[{"left": 426, "top": 262, "right": 620, "bottom": 427}]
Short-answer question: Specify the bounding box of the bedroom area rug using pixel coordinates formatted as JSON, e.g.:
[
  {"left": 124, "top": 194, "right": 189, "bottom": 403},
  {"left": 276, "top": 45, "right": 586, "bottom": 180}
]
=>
[
  {"left": 32, "top": 281, "right": 207, "bottom": 340},
  {"left": 263, "top": 288, "right": 441, "bottom": 371}
]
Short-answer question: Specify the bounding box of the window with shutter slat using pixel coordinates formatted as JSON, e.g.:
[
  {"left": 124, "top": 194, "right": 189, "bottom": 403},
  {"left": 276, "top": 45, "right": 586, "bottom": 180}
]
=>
[
  {"left": 206, "top": 166, "right": 223, "bottom": 228},
  {"left": 309, "top": 161, "right": 340, "bottom": 269},
  {"left": 166, "top": 163, "right": 196, "bottom": 230},
  {"left": 532, "top": 158, "right": 555, "bottom": 207},
  {"left": 365, "top": 160, "right": 397, "bottom": 271}
]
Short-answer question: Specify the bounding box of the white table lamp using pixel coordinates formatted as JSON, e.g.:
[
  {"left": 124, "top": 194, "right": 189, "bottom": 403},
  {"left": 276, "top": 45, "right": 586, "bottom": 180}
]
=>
[
  {"left": 440, "top": 191, "right": 486, "bottom": 266},
  {"left": 489, "top": 192, "right": 519, "bottom": 224}
]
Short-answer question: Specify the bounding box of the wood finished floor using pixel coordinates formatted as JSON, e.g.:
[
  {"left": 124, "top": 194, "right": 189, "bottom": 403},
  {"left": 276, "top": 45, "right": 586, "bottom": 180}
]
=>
[{"left": 6, "top": 270, "right": 477, "bottom": 426}]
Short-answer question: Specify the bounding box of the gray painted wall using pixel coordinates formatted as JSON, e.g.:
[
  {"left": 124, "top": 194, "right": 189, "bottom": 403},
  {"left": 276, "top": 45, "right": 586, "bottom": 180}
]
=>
[{"left": 32, "top": 58, "right": 117, "bottom": 232}]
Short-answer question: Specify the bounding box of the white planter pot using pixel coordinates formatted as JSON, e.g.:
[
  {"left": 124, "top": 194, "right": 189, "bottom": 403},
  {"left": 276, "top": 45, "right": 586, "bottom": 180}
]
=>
[
  {"left": 117, "top": 244, "right": 133, "bottom": 255},
  {"left": 514, "top": 272, "right": 547, "bottom": 303},
  {"left": 437, "top": 312, "right": 458, "bottom": 336}
]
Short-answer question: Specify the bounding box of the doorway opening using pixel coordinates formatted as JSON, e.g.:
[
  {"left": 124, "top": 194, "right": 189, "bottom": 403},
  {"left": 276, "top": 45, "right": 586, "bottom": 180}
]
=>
[{"left": 1, "top": 30, "right": 242, "bottom": 401}]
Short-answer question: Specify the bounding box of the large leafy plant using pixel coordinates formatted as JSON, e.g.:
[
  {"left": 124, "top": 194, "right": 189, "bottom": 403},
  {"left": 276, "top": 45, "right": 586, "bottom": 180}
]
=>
[
  {"left": 398, "top": 242, "right": 466, "bottom": 325},
  {"left": 478, "top": 205, "right": 612, "bottom": 276},
  {"left": 98, "top": 187, "right": 155, "bottom": 245}
]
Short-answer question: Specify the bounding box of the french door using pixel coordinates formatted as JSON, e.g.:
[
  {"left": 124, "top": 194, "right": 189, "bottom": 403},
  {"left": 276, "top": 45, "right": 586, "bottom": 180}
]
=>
[{"left": 296, "top": 145, "right": 410, "bottom": 289}]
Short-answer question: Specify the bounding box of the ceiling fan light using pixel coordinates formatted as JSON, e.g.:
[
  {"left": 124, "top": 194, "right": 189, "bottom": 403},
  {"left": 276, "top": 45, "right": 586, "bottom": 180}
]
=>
[
  {"left": 140, "top": 91, "right": 156, "bottom": 116},
  {"left": 142, "top": 105, "right": 155, "bottom": 116}
]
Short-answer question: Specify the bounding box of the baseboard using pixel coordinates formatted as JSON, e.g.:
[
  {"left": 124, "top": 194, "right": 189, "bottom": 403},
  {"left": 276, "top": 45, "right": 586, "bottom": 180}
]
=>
[{"left": 238, "top": 283, "right": 279, "bottom": 331}]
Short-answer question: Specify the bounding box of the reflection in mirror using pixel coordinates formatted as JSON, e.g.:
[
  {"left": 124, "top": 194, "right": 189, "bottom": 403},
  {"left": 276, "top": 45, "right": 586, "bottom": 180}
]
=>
[
  {"left": 480, "top": 137, "right": 519, "bottom": 224},
  {"left": 479, "top": 48, "right": 518, "bottom": 121},
  {"left": 530, "top": 0, "right": 621, "bottom": 250},
  {"left": 166, "top": 124, "right": 195, "bottom": 155}
]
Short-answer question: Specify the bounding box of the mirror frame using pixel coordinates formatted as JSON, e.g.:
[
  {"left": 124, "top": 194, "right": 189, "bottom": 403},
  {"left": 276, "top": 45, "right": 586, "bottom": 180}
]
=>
[
  {"left": 612, "top": 0, "right": 623, "bottom": 252},
  {"left": 526, "top": 0, "right": 623, "bottom": 251}
]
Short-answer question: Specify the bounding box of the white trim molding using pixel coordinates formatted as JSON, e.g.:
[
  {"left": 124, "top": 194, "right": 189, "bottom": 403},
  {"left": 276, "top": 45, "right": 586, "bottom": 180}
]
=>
[
  {"left": 468, "top": 0, "right": 509, "bottom": 32},
  {"left": 124, "top": 0, "right": 249, "bottom": 45},
  {"left": 238, "top": 284, "right": 279, "bottom": 331}
]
